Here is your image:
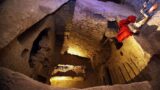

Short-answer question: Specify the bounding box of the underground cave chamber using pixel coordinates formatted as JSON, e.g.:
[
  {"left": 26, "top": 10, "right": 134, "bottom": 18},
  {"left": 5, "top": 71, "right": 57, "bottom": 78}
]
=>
[{"left": 0, "top": 0, "right": 160, "bottom": 90}]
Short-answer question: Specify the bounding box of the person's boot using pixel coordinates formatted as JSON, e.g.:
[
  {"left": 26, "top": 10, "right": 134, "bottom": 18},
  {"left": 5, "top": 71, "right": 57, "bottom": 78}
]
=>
[
  {"left": 112, "top": 37, "right": 123, "bottom": 49},
  {"left": 115, "top": 42, "right": 123, "bottom": 49}
]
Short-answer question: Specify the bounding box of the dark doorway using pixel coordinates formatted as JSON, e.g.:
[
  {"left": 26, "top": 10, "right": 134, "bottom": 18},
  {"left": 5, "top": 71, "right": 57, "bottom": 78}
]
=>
[{"left": 29, "top": 28, "right": 49, "bottom": 67}]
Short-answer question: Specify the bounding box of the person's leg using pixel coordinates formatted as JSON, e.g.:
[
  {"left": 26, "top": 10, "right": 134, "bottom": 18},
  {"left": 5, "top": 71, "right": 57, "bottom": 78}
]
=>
[
  {"left": 128, "top": 24, "right": 140, "bottom": 35},
  {"left": 114, "top": 31, "right": 132, "bottom": 49},
  {"left": 117, "top": 31, "right": 131, "bottom": 42},
  {"left": 134, "top": 9, "right": 149, "bottom": 28},
  {"left": 112, "top": 37, "right": 123, "bottom": 49}
]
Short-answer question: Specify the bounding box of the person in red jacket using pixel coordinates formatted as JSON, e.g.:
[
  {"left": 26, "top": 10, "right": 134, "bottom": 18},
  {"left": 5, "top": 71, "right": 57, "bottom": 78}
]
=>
[{"left": 114, "top": 15, "right": 137, "bottom": 49}]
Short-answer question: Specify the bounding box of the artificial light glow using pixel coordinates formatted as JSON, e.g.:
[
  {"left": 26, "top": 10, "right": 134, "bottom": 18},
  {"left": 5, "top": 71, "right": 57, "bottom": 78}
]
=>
[
  {"left": 50, "top": 76, "right": 84, "bottom": 86},
  {"left": 50, "top": 76, "right": 83, "bottom": 81},
  {"left": 67, "top": 46, "right": 88, "bottom": 57}
]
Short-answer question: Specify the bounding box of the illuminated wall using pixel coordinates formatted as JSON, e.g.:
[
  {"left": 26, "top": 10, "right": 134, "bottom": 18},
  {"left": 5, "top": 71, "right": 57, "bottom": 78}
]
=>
[{"left": 106, "top": 36, "right": 151, "bottom": 84}]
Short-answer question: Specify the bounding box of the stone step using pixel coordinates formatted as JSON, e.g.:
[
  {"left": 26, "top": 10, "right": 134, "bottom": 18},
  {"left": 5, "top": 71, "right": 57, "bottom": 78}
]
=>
[
  {"left": 129, "top": 58, "right": 140, "bottom": 76},
  {"left": 123, "top": 62, "right": 136, "bottom": 81},
  {"left": 114, "top": 66, "right": 126, "bottom": 84},
  {"left": 119, "top": 64, "right": 131, "bottom": 82},
  {"left": 108, "top": 67, "right": 119, "bottom": 84}
]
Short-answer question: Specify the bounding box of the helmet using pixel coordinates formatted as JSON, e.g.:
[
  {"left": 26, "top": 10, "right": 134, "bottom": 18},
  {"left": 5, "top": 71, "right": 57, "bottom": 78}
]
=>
[{"left": 127, "top": 15, "right": 136, "bottom": 23}]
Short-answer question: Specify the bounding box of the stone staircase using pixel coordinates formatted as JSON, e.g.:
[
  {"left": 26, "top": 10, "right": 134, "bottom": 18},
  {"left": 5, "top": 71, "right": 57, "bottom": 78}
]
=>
[
  {"left": 50, "top": 53, "right": 101, "bottom": 88},
  {"left": 108, "top": 57, "right": 150, "bottom": 84}
]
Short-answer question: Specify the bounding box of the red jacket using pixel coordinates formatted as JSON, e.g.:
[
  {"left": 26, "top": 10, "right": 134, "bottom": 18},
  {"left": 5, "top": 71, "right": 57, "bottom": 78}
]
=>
[{"left": 116, "top": 16, "right": 136, "bottom": 42}]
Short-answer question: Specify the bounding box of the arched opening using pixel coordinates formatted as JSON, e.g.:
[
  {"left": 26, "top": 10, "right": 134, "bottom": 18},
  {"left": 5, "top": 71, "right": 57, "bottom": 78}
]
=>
[{"left": 29, "top": 28, "right": 49, "bottom": 68}]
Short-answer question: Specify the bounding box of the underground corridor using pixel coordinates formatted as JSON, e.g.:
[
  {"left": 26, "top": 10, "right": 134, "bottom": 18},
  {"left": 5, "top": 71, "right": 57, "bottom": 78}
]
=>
[{"left": 0, "top": 0, "right": 160, "bottom": 90}]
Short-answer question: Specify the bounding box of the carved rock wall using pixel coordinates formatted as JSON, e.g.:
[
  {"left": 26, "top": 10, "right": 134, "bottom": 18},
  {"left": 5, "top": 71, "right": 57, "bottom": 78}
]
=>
[{"left": 0, "top": 0, "right": 68, "bottom": 49}]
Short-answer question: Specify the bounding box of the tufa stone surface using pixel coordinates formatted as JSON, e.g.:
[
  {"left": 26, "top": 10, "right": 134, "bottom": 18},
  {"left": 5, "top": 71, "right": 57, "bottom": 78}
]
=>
[
  {"left": 0, "top": 67, "right": 152, "bottom": 90},
  {"left": 0, "top": 0, "right": 69, "bottom": 49}
]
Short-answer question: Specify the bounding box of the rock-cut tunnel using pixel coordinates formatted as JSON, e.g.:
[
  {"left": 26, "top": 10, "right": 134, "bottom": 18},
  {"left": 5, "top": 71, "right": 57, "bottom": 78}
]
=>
[{"left": 0, "top": 0, "right": 160, "bottom": 90}]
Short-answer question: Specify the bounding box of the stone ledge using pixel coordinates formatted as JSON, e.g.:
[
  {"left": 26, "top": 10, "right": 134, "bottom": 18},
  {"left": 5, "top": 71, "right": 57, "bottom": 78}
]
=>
[{"left": 0, "top": 67, "right": 152, "bottom": 90}]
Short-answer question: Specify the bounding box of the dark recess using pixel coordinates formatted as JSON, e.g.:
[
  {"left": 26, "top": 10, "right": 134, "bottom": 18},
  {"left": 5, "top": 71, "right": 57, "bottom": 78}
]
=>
[{"left": 29, "top": 28, "right": 49, "bottom": 67}]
